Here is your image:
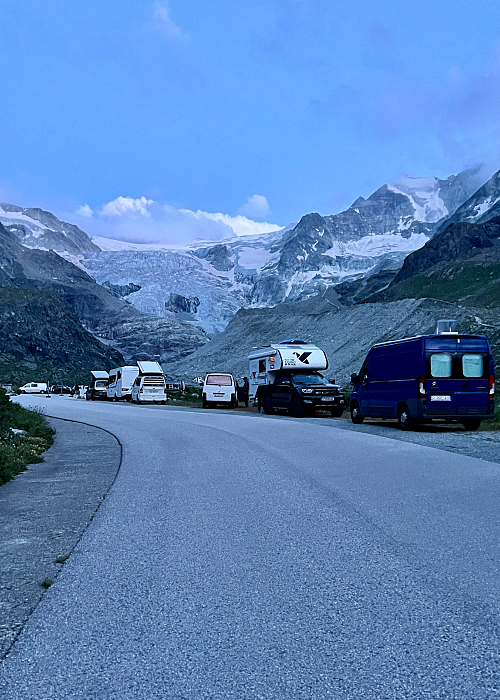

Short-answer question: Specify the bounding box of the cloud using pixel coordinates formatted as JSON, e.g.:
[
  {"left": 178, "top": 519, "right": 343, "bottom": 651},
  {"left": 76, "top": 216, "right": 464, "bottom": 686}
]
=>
[
  {"left": 238, "top": 194, "right": 271, "bottom": 220},
  {"left": 182, "top": 209, "right": 281, "bottom": 237},
  {"left": 150, "top": 2, "right": 189, "bottom": 43},
  {"left": 70, "top": 196, "right": 283, "bottom": 246},
  {"left": 75, "top": 204, "right": 93, "bottom": 218},
  {"left": 99, "top": 196, "right": 153, "bottom": 217}
]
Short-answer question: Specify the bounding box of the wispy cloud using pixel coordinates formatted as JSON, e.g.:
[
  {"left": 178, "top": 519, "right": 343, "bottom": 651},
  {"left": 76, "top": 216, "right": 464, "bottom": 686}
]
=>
[{"left": 150, "top": 2, "right": 189, "bottom": 44}]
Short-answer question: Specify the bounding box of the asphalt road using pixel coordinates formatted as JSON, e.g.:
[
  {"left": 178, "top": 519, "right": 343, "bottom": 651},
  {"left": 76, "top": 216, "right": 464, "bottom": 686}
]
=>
[{"left": 1, "top": 395, "right": 500, "bottom": 699}]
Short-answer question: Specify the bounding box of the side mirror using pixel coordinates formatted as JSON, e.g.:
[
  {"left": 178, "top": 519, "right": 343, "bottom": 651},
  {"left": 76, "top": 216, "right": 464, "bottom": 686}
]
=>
[{"left": 350, "top": 373, "right": 359, "bottom": 385}]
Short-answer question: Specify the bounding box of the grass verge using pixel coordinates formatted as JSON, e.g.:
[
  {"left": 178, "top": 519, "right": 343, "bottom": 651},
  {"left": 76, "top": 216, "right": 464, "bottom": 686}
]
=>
[{"left": 0, "top": 389, "right": 55, "bottom": 485}]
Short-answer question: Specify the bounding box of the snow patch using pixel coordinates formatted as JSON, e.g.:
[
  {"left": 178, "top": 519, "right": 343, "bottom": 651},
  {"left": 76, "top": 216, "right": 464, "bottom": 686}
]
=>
[{"left": 388, "top": 175, "right": 448, "bottom": 223}]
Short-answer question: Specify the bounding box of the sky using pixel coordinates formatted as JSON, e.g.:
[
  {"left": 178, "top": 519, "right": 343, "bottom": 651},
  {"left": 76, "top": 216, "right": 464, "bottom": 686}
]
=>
[{"left": 2, "top": 0, "right": 500, "bottom": 244}]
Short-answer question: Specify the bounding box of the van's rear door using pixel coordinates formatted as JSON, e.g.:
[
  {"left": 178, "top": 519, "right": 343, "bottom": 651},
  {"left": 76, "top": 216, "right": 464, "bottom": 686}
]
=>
[{"left": 425, "top": 337, "right": 490, "bottom": 416}]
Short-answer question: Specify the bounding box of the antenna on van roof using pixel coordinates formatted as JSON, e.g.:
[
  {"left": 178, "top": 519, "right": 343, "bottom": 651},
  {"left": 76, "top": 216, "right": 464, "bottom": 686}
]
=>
[{"left": 436, "top": 319, "right": 458, "bottom": 335}]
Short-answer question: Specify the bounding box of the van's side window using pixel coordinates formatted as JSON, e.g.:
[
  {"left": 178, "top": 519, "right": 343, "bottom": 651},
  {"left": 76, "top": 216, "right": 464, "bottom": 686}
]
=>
[
  {"left": 462, "top": 354, "right": 483, "bottom": 378},
  {"left": 430, "top": 353, "right": 452, "bottom": 377}
]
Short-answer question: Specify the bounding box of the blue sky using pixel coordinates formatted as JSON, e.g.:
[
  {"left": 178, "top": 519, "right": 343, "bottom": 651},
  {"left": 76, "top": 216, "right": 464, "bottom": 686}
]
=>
[{"left": 2, "top": 0, "right": 500, "bottom": 244}]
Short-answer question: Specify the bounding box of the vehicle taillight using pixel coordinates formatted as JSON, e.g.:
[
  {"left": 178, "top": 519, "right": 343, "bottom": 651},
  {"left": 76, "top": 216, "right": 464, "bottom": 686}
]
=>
[
  {"left": 418, "top": 374, "right": 426, "bottom": 397},
  {"left": 140, "top": 388, "right": 143, "bottom": 393},
  {"left": 490, "top": 374, "right": 496, "bottom": 396}
]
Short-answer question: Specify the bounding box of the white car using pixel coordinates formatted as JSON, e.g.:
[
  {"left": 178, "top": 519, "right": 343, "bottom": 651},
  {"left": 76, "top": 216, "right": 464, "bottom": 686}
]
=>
[
  {"left": 202, "top": 373, "right": 237, "bottom": 408},
  {"left": 19, "top": 382, "right": 48, "bottom": 394}
]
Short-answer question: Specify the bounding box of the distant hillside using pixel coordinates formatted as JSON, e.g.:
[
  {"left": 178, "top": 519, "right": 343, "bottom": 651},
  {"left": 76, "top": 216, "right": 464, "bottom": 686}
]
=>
[{"left": 0, "top": 287, "right": 124, "bottom": 385}]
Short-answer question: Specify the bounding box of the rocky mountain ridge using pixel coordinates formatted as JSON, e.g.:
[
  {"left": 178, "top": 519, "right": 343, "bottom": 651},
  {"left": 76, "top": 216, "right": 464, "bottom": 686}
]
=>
[
  {"left": 0, "top": 223, "right": 208, "bottom": 367},
  {"left": 0, "top": 203, "right": 100, "bottom": 255},
  {"left": 61, "top": 166, "right": 486, "bottom": 333}
]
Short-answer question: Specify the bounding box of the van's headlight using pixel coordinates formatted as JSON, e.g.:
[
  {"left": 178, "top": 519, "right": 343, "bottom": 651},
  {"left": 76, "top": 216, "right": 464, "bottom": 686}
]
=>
[{"left": 301, "top": 388, "right": 313, "bottom": 394}]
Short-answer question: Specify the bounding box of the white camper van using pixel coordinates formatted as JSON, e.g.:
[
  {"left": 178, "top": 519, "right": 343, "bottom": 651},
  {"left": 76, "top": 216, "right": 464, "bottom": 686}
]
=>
[
  {"left": 202, "top": 373, "right": 237, "bottom": 408},
  {"left": 86, "top": 371, "right": 109, "bottom": 401},
  {"left": 248, "top": 340, "right": 344, "bottom": 417},
  {"left": 131, "top": 361, "right": 166, "bottom": 404},
  {"left": 19, "top": 382, "right": 48, "bottom": 394},
  {"left": 107, "top": 366, "right": 140, "bottom": 401}
]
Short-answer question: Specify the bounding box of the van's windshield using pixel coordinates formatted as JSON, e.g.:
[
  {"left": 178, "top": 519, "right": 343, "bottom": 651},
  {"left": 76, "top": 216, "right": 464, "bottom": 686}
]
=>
[
  {"left": 291, "top": 373, "right": 327, "bottom": 385},
  {"left": 95, "top": 380, "right": 107, "bottom": 389},
  {"left": 206, "top": 375, "right": 232, "bottom": 386}
]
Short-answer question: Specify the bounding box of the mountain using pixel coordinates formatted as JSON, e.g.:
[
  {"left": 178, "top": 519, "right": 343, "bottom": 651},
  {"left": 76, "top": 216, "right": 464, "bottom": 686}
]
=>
[
  {"left": 374, "top": 217, "right": 500, "bottom": 308},
  {"left": 62, "top": 167, "right": 484, "bottom": 332},
  {"left": 0, "top": 204, "right": 100, "bottom": 255},
  {"left": 371, "top": 168, "right": 500, "bottom": 308},
  {"left": 0, "top": 223, "right": 208, "bottom": 365},
  {"left": 0, "top": 166, "right": 486, "bottom": 337},
  {"left": 0, "top": 287, "right": 124, "bottom": 385},
  {"left": 248, "top": 167, "right": 484, "bottom": 306}
]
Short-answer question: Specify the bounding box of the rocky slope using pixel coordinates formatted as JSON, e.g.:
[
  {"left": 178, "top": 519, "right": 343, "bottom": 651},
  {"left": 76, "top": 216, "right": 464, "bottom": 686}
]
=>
[
  {"left": 0, "top": 204, "right": 100, "bottom": 255},
  {"left": 0, "top": 224, "right": 208, "bottom": 365},
  {"left": 163, "top": 296, "right": 500, "bottom": 387},
  {"left": 0, "top": 287, "right": 124, "bottom": 385},
  {"left": 374, "top": 217, "right": 500, "bottom": 308},
  {"left": 435, "top": 169, "right": 500, "bottom": 230}
]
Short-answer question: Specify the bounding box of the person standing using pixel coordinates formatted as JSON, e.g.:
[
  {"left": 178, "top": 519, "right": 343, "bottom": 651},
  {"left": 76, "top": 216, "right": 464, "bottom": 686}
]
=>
[{"left": 242, "top": 377, "right": 249, "bottom": 407}]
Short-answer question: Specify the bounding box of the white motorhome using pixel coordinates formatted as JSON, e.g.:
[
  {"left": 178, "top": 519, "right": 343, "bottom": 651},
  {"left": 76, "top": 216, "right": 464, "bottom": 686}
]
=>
[
  {"left": 202, "top": 373, "right": 237, "bottom": 408},
  {"left": 131, "top": 361, "right": 166, "bottom": 405},
  {"left": 248, "top": 340, "right": 345, "bottom": 417},
  {"left": 107, "top": 366, "right": 140, "bottom": 401}
]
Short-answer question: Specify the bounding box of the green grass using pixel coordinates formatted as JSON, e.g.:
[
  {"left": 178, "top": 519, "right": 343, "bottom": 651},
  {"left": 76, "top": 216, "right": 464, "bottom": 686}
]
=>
[
  {"left": 166, "top": 387, "right": 202, "bottom": 406},
  {"left": 483, "top": 395, "right": 500, "bottom": 430},
  {"left": 0, "top": 389, "right": 55, "bottom": 485},
  {"left": 383, "top": 263, "right": 500, "bottom": 307}
]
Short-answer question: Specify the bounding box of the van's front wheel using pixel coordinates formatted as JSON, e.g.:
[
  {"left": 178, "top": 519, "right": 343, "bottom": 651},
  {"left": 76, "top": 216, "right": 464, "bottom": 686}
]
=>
[
  {"left": 398, "top": 404, "right": 414, "bottom": 431},
  {"left": 350, "top": 401, "right": 364, "bottom": 424}
]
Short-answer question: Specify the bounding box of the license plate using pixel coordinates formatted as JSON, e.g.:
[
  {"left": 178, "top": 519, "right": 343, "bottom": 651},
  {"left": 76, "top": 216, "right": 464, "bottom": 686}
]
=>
[
  {"left": 146, "top": 388, "right": 160, "bottom": 393},
  {"left": 430, "top": 395, "right": 452, "bottom": 402},
  {"left": 321, "top": 396, "right": 335, "bottom": 401}
]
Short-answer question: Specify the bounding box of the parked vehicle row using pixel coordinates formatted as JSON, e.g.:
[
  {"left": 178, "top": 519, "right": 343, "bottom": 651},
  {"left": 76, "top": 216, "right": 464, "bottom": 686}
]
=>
[{"left": 26, "top": 319, "right": 494, "bottom": 432}]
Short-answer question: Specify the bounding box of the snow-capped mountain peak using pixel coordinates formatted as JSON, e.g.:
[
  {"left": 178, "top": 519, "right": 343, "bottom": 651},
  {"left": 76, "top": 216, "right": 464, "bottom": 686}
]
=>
[{"left": 388, "top": 175, "right": 448, "bottom": 223}]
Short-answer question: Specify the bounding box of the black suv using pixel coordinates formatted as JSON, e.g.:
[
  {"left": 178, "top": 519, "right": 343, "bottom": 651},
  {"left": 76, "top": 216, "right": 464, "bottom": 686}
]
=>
[{"left": 260, "top": 371, "right": 345, "bottom": 417}]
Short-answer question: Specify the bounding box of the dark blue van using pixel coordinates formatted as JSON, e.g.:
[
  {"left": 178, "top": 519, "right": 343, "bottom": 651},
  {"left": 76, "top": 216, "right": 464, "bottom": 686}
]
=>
[{"left": 350, "top": 328, "right": 495, "bottom": 431}]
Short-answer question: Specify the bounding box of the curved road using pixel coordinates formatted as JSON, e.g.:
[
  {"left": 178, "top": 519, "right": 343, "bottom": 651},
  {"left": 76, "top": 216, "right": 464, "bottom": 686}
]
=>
[{"left": 1, "top": 396, "right": 500, "bottom": 699}]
